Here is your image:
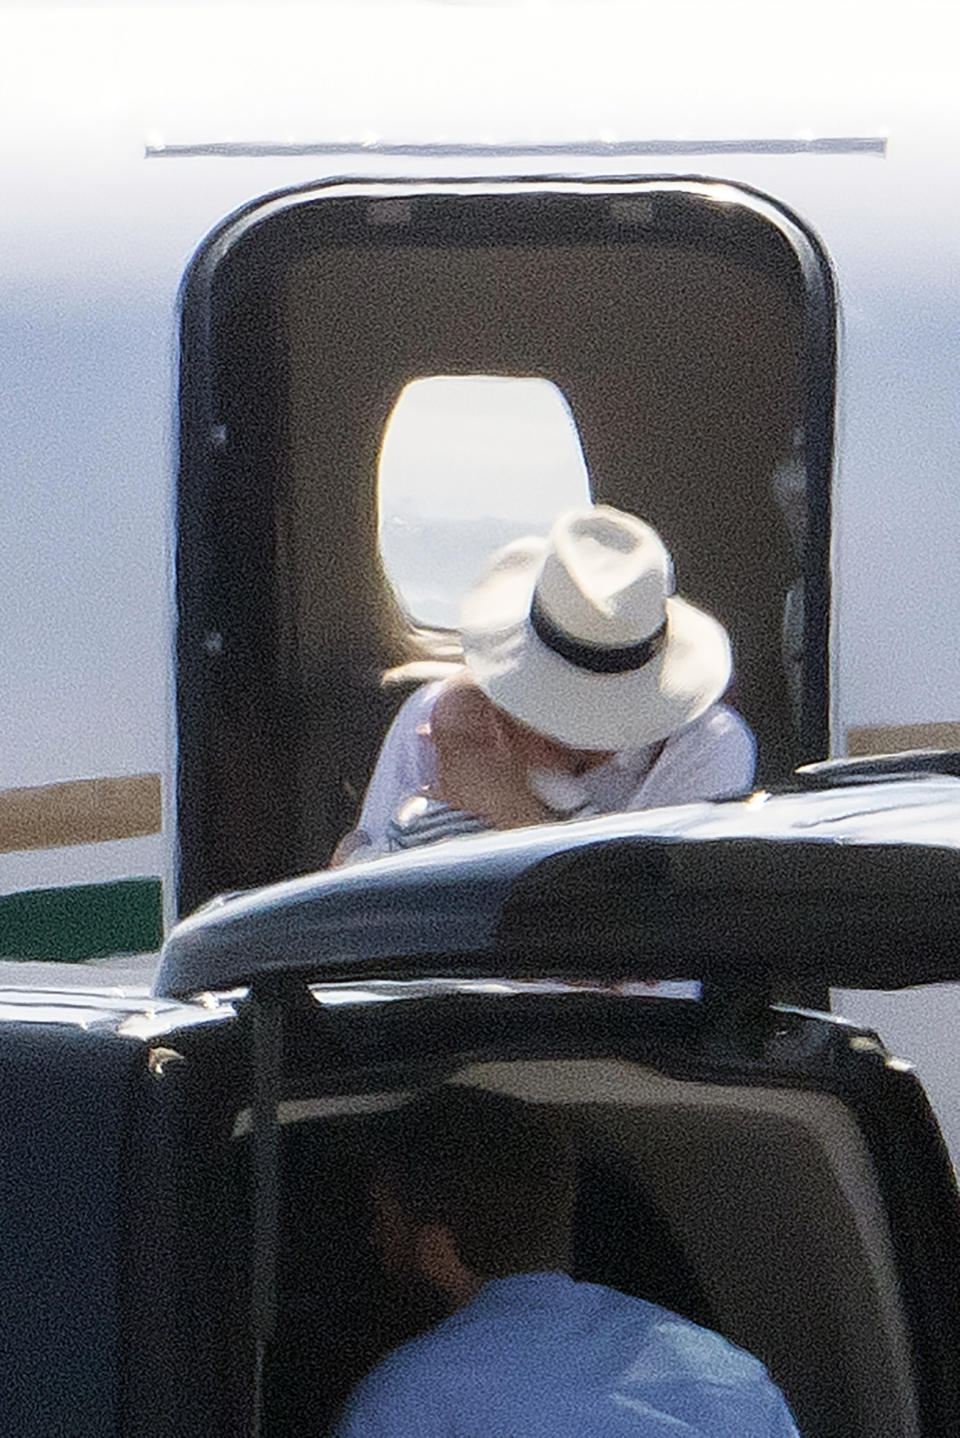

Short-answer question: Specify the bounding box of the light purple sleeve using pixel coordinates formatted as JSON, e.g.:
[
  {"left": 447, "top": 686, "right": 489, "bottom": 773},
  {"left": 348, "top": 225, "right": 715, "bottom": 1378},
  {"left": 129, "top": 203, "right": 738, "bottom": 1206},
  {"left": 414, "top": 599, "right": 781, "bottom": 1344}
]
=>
[
  {"left": 629, "top": 704, "right": 757, "bottom": 810},
  {"left": 350, "top": 683, "right": 441, "bottom": 853}
]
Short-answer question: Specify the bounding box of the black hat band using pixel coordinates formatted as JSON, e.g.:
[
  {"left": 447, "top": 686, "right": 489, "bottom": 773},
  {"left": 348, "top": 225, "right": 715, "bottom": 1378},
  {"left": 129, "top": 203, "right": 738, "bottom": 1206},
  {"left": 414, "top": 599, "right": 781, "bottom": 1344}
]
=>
[{"left": 529, "top": 593, "right": 668, "bottom": 675}]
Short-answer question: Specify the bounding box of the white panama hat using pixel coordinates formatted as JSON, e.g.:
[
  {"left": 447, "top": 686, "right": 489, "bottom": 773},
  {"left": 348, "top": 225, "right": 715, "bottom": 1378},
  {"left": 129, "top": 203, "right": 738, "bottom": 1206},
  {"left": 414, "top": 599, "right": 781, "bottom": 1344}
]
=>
[{"left": 459, "top": 505, "right": 732, "bottom": 751}]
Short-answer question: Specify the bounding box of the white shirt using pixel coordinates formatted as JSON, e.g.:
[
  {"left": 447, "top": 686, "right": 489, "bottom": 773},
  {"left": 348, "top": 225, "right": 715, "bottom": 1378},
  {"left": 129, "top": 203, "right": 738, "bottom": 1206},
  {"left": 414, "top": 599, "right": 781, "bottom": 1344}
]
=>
[{"left": 352, "top": 682, "right": 756, "bottom": 860}]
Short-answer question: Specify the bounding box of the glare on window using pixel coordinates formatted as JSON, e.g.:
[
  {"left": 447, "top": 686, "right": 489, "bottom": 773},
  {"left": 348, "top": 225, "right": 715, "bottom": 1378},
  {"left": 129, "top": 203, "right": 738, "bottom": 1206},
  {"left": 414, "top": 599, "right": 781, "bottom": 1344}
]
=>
[{"left": 378, "top": 375, "right": 591, "bottom": 630}]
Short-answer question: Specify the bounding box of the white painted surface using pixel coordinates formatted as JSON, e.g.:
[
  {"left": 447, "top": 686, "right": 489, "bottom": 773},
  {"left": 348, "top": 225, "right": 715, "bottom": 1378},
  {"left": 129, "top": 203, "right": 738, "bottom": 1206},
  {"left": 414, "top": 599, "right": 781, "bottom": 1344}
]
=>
[
  {"left": 833, "top": 986, "right": 960, "bottom": 1174},
  {"left": 1, "top": 0, "right": 958, "bottom": 804},
  {"left": 0, "top": 834, "right": 164, "bottom": 897},
  {"left": 0, "top": 951, "right": 158, "bottom": 993}
]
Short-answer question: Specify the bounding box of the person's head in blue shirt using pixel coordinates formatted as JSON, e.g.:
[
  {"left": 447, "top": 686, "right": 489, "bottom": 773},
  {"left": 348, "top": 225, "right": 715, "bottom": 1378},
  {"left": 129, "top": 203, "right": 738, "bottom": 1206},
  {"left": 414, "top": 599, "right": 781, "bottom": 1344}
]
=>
[{"left": 369, "top": 1085, "right": 577, "bottom": 1311}]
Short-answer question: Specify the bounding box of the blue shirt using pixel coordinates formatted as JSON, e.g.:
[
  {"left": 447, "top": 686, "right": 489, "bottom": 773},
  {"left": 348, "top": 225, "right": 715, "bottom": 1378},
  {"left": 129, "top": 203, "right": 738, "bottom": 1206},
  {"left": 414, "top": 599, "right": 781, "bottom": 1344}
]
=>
[{"left": 334, "top": 1271, "right": 801, "bottom": 1437}]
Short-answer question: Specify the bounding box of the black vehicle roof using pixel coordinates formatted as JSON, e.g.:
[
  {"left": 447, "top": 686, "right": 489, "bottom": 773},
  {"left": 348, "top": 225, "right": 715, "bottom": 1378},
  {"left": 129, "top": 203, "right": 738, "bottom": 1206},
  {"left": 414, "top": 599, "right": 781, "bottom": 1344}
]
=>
[{"left": 155, "top": 774, "right": 960, "bottom": 1000}]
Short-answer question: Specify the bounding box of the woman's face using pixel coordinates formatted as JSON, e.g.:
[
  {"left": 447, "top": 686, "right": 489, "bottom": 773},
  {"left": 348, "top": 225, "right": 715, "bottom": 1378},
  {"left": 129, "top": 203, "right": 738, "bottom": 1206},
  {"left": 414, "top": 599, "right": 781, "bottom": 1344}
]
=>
[{"left": 428, "top": 673, "right": 614, "bottom": 787}]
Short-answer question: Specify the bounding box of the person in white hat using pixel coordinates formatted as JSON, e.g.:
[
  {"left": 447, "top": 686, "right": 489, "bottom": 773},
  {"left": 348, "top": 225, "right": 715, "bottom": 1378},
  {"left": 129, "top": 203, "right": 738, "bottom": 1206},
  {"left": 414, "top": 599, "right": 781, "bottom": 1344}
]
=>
[{"left": 334, "top": 506, "right": 755, "bottom": 864}]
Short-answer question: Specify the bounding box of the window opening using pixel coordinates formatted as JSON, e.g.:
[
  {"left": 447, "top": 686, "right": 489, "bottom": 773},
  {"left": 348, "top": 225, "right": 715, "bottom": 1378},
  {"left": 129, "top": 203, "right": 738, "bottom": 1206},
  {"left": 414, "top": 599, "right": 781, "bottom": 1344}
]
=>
[{"left": 377, "top": 375, "right": 591, "bottom": 631}]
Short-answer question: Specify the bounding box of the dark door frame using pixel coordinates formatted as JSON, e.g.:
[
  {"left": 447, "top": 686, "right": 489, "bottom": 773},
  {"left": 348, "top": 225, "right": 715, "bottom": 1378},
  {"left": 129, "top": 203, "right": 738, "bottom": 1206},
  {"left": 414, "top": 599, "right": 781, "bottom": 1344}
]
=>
[{"left": 175, "top": 175, "right": 836, "bottom": 915}]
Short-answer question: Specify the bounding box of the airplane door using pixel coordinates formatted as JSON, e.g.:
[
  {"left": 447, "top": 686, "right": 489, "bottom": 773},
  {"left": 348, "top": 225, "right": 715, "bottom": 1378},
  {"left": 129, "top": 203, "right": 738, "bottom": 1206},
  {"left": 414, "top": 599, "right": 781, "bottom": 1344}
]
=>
[{"left": 176, "top": 179, "right": 835, "bottom": 914}]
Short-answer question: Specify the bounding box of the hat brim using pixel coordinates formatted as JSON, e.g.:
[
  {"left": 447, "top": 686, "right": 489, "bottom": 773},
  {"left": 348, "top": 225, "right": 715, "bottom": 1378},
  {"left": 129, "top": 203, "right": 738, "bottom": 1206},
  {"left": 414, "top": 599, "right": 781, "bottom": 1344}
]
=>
[{"left": 459, "top": 538, "right": 732, "bottom": 751}]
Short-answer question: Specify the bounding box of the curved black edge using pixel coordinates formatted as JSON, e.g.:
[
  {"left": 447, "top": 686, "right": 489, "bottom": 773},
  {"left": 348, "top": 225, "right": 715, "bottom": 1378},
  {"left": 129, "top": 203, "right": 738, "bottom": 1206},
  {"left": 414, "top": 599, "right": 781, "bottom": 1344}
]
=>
[
  {"left": 820, "top": 1042, "right": 960, "bottom": 1435},
  {"left": 175, "top": 173, "right": 837, "bottom": 916},
  {"left": 797, "top": 750, "right": 960, "bottom": 784},
  {"left": 155, "top": 829, "right": 960, "bottom": 1002}
]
